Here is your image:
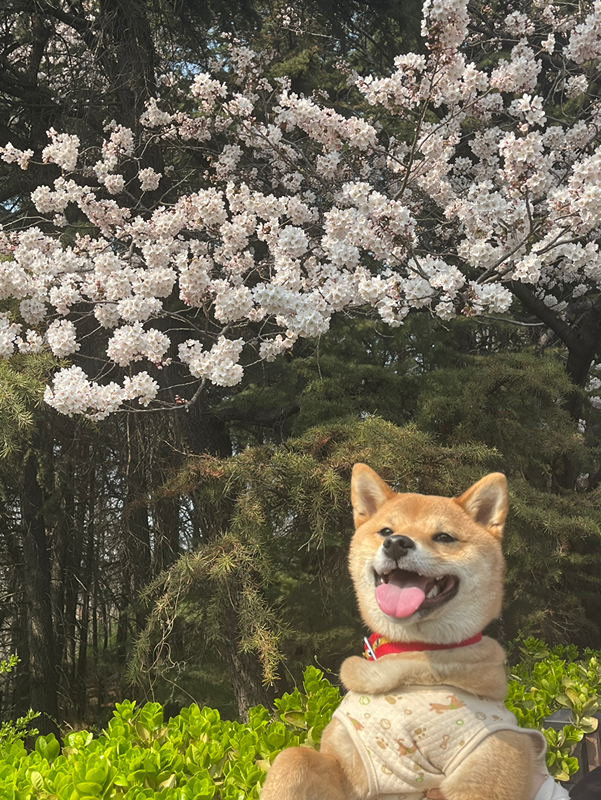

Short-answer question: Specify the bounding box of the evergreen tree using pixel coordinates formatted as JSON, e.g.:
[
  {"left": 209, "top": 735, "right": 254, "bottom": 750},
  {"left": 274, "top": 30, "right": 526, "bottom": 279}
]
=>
[{"left": 135, "top": 381, "right": 601, "bottom": 716}]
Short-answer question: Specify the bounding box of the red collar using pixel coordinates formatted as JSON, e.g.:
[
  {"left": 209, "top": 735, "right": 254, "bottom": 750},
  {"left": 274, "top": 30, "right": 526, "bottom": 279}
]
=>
[{"left": 363, "top": 632, "right": 482, "bottom": 660}]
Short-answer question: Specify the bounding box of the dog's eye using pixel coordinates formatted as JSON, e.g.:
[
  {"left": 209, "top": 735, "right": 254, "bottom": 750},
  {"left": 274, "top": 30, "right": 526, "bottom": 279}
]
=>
[
  {"left": 378, "top": 527, "right": 394, "bottom": 537},
  {"left": 433, "top": 532, "right": 456, "bottom": 543}
]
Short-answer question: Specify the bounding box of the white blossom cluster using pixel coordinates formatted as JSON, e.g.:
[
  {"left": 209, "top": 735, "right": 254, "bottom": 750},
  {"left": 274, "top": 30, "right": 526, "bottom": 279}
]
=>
[
  {"left": 357, "top": 54, "right": 426, "bottom": 112},
  {"left": 42, "top": 129, "right": 80, "bottom": 172},
  {"left": 422, "top": 0, "right": 469, "bottom": 51},
  {"left": 106, "top": 323, "right": 171, "bottom": 367},
  {"left": 140, "top": 98, "right": 173, "bottom": 128},
  {"left": 139, "top": 167, "right": 162, "bottom": 192},
  {"left": 276, "top": 91, "right": 378, "bottom": 151},
  {"left": 46, "top": 319, "right": 80, "bottom": 357},
  {"left": 44, "top": 366, "right": 159, "bottom": 418},
  {"left": 566, "top": 1, "right": 601, "bottom": 63},
  {"left": 0, "top": 0, "right": 600, "bottom": 416},
  {"left": 589, "top": 365, "right": 601, "bottom": 410},
  {"left": 0, "top": 143, "right": 34, "bottom": 170},
  {"left": 92, "top": 124, "right": 137, "bottom": 193},
  {"left": 179, "top": 337, "right": 244, "bottom": 386}
]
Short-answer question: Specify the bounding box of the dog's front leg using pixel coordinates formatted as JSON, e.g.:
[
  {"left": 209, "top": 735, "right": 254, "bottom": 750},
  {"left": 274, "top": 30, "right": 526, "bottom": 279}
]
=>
[
  {"left": 260, "top": 746, "right": 349, "bottom": 800},
  {"left": 261, "top": 718, "right": 368, "bottom": 800},
  {"left": 439, "top": 731, "right": 542, "bottom": 800}
]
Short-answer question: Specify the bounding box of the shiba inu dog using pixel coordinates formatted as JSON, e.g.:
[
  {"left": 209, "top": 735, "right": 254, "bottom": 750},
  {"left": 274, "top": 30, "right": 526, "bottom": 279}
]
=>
[{"left": 261, "top": 464, "right": 569, "bottom": 800}]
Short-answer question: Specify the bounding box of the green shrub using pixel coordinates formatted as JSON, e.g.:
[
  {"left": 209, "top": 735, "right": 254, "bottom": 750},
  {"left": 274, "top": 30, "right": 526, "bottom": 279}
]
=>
[
  {"left": 0, "top": 666, "right": 339, "bottom": 800},
  {"left": 506, "top": 637, "right": 601, "bottom": 781},
  {"left": 1, "top": 644, "right": 600, "bottom": 797}
]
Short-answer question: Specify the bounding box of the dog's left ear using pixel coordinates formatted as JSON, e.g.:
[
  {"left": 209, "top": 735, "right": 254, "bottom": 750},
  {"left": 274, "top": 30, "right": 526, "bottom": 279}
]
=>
[
  {"left": 351, "top": 463, "right": 395, "bottom": 528},
  {"left": 456, "top": 473, "right": 508, "bottom": 537}
]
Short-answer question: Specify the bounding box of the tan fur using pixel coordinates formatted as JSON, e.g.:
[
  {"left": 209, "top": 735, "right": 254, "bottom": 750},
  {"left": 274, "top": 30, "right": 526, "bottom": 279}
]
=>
[
  {"left": 261, "top": 465, "right": 535, "bottom": 800},
  {"left": 260, "top": 744, "right": 354, "bottom": 800},
  {"left": 440, "top": 730, "right": 540, "bottom": 800}
]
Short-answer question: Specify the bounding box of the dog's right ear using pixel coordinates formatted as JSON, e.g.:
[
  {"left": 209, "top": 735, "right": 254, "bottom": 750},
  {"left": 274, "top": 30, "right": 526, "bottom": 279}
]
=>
[{"left": 351, "top": 464, "right": 395, "bottom": 528}]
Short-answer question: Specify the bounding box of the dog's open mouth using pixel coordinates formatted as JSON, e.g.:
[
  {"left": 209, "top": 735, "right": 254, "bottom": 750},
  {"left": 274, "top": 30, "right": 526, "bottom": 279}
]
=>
[{"left": 373, "top": 569, "right": 458, "bottom": 618}]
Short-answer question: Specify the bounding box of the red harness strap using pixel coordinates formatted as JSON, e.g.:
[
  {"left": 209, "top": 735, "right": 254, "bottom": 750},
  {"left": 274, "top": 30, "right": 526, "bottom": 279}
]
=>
[{"left": 363, "top": 632, "right": 483, "bottom": 660}]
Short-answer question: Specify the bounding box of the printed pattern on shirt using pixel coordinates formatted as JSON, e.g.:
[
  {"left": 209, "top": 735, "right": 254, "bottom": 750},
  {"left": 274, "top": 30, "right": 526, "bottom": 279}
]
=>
[{"left": 332, "top": 685, "right": 547, "bottom": 799}]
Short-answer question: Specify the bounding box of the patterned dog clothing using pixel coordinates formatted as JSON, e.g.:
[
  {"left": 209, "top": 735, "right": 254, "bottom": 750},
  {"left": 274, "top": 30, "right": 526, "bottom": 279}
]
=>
[{"left": 332, "top": 684, "right": 549, "bottom": 799}]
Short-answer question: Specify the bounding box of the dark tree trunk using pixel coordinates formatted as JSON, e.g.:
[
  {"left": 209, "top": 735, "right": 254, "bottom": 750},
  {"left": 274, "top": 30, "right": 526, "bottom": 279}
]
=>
[
  {"left": 218, "top": 592, "right": 270, "bottom": 721},
  {"left": 125, "top": 417, "right": 152, "bottom": 633},
  {"left": 510, "top": 283, "right": 601, "bottom": 490},
  {"left": 51, "top": 453, "right": 77, "bottom": 691},
  {"left": 117, "top": 416, "right": 152, "bottom": 664},
  {"left": 153, "top": 494, "right": 180, "bottom": 575},
  {"left": 96, "top": 0, "right": 165, "bottom": 185},
  {"left": 76, "top": 461, "right": 97, "bottom": 716},
  {"left": 555, "top": 310, "right": 601, "bottom": 490},
  {"left": 11, "top": 608, "right": 30, "bottom": 719},
  {"left": 3, "top": 516, "right": 29, "bottom": 718},
  {"left": 21, "top": 440, "right": 59, "bottom": 736},
  {"left": 97, "top": 0, "right": 158, "bottom": 130},
  {"left": 63, "top": 466, "right": 79, "bottom": 689},
  {"left": 50, "top": 494, "right": 66, "bottom": 674}
]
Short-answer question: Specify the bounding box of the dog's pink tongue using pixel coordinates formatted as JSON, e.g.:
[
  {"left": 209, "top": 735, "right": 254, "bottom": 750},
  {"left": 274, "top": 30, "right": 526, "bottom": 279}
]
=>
[{"left": 375, "top": 571, "right": 428, "bottom": 618}]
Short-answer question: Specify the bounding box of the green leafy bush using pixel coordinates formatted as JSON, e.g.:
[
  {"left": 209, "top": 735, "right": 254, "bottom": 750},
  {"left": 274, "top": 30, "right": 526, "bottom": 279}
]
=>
[
  {"left": 506, "top": 637, "right": 601, "bottom": 781},
  {"left": 1, "top": 645, "right": 600, "bottom": 797},
  {"left": 0, "top": 666, "right": 339, "bottom": 800}
]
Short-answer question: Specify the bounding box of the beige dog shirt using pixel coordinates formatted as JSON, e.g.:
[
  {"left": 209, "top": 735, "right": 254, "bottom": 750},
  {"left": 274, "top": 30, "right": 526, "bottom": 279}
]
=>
[{"left": 332, "top": 684, "right": 548, "bottom": 799}]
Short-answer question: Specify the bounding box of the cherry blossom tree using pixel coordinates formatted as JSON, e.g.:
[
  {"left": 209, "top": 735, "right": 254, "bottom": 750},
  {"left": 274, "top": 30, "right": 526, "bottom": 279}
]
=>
[{"left": 1, "top": 0, "right": 601, "bottom": 451}]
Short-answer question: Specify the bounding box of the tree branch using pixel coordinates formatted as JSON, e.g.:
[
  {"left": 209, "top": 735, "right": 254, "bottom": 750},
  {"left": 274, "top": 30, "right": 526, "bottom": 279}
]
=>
[{"left": 509, "top": 281, "right": 583, "bottom": 352}]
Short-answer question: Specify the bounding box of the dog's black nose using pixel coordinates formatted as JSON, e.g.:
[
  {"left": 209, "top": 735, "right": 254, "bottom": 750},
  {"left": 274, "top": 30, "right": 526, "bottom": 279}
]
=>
[{"left": 383, "top": 534, "right": 415, "bottom": 561}]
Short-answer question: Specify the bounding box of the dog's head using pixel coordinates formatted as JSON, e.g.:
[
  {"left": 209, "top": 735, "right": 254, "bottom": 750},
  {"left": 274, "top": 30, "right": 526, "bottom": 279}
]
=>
[{"left": 349, "top": 464, "right": 508, "bottom": 645}]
